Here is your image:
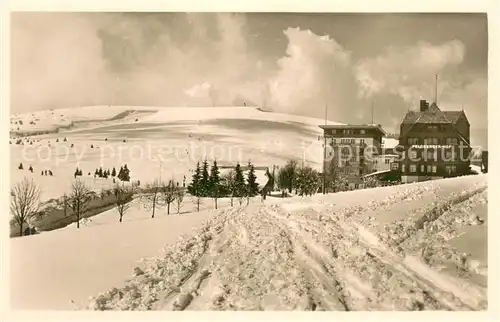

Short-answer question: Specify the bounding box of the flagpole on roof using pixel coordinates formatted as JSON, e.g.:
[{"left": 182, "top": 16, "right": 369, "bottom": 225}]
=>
[
  {"left": 434, "top": 74, "right": 438, "bottom": 104},
  {"left": 371, "top": 100, "right": 374, "bottom": 124}
]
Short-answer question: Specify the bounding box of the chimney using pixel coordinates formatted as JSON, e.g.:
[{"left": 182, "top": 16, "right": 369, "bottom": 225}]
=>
[{"left": 420, "top": 99, "right": 429, "bottom": 112}]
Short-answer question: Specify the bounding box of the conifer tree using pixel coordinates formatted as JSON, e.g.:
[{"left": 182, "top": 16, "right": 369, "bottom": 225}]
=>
[
  {"left": 187, "top": 162, "right": 201, "bottom": 195},
  {"left": 98, "top": 167, "right": 103, "bottom": 178},
  {"left": 118, "top": 166, "right": 124, "bottom": 181},
  {"left": 208, "top": 160, "right": 221, "bottom": 209},
  {"left": 18, "top": 162, "right": 24, "bottom": 170},
  {"left": 234, "top": 163, "right": 246, "bottom": 200},
  {"left": 246, "top": 161, "right": 259, "bottom": 197},
  {"left": 111, "top": 167, "right": 116, "bottom": 177},
  {"left": 188, "top": 162, "right": 202, "bottom": 211},
  {"left": 122, "top": 164, "right": 130, "bottom": 182},
  {"left": 200, "top": 159, "right": 210, "bottom": 197}
]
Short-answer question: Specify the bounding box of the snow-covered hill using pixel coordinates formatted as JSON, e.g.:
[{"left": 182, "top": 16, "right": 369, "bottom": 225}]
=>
[
  {"left": 10, "top": 174, "right": 488, "bottom": 310},
  {"left": 10, "top": 106, "right": 341, "bottom": 201}
]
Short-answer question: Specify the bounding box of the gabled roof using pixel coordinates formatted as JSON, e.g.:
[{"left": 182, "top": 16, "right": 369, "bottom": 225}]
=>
[
  {"left": 401, "top": 106, "right": 466, "bottom": 125},
  {"left": 399, "top": 102, "right": 471, "bottom": 147}
]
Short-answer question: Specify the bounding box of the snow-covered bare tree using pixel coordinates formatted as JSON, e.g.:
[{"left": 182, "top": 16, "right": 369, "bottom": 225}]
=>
[
  {"left": 114, "top": 183, "right": 134, "bottom": 223},
  {"left": 10, "top": 178, "right": 41, "bottom": 237},
  {"left": 174, "top": 187, "right": 185, "bottom": 214},
  {"left": 161, "top": 180, "right": 177, "bottom": 215},
  {"left": 57, "top": 193, "right": 70, "bottom": 217},
  {"left": 142, "top": 179, "right": 162, "bottom": 218},
  {"left": 68, "top": 179, "right": 93, "bottom": 229},
  {"left": 221, "top": 170, "right": 236, "bottom": 206}
]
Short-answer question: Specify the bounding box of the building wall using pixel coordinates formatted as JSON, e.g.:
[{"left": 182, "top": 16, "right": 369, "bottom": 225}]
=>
[
  {"left": 399, "top": 122, "right": 471, "bottom": 179},
  {"left": 375, "top": 155, "right": 398, "bottom": 172},
  {"left": 321, "top": 126, "right": 385, "bottom": 190}
]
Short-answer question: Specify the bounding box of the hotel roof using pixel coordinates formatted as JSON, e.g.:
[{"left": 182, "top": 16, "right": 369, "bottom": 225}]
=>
[
  {"left": 318, "top": 124, "right": 387, "bottom": 135},
  {"left": 401, "top": 103, "right": 467, "bottom": 125}
]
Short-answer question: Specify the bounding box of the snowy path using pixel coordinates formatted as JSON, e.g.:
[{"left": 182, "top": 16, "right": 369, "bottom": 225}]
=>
[{"left": 88, "top": 177, "right": 488, "bottom": 311}]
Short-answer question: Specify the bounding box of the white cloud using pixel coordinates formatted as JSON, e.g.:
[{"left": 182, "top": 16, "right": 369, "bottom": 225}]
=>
[
  {"left": 354, "top": 40, "right": 466, "bottom": 103},
  {"left": 267, "top": 27, "right": 353, "bottom": 115}
]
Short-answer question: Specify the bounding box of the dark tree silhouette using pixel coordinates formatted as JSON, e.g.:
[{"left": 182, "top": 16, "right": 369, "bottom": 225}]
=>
[
  {"left": 161, "top": 180, "right": 177, "bottom": 215},
  {"left": 68, "top": 179, "right": 93, "bottom": 229},
  {"left": 10, "top": 178, "right": 40, "bottom": 237},
  {"left": 208, "top": 160, "right": 221, "bottom": 209},
  {"left": 142, "top": 179, "right": 162, "bottom": 218},
  {"left": 246, "top": 161, "right": 259, "bottom": 197},
  {"left": 114, "top": 183, "right": 134, "bottom": 223}
]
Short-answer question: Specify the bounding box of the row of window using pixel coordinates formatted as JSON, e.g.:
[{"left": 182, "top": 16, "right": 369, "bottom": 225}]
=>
[
  {"left": 427, "top": 125, "right": 448, "bottom": 132},
  {"left": 407, "top": 137, "right": 459, "bottom": 145},
  {"left": 331, "top": 129, "right": 367, "bottom": 135},
  {"left": 402, "top": 164, "right": 458, "bottom": 174},
  {"left": 331, "top": 138, "right": 366, "bottom": 145},
  {"left": 408, "top": 150, "right": 457, "bottom": 160},
  {"left": 403, "top": 164, "right": 437, "bottom": 174}
]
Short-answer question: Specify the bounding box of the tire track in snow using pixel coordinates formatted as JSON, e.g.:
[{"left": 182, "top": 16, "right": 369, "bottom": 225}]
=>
[
  {"left": 268, "top": 186, "right": 487, "bottom": 310},
  {"left": 88, "top": 179, "right": 487, "bottom": 311}
]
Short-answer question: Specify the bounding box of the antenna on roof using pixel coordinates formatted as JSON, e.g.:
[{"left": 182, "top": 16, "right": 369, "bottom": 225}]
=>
[
  {"left": 324, "top": 103, "right": 328, "bottom": 125},
  {"left": 434, "top": 74, "right": 438, "bottom": 104},
  {"left": 371, "top": 100, "right": 374, "bottom": 124}
]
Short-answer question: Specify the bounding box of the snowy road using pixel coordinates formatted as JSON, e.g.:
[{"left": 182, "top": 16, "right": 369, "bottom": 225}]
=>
[{"left": 88, "top": 176, "right": 488, "bottom": 311}]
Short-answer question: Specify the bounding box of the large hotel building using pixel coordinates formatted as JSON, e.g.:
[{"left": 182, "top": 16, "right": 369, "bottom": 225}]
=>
[
  {"left": 398, "top": 99, "right": 472, "bottom": 183},
  {"left": 319, "top": 124, "right": 386, "bottom": 190}
]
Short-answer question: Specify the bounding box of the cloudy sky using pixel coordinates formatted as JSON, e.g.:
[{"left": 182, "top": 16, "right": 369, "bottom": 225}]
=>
[{"left": 10, "top": 12, "right": 488, "bottom": 147}]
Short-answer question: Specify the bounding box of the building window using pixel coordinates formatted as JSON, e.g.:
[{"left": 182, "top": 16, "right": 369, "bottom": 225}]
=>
[
  {"left": 424, "top": 138, "right": 438, "bottom": 145},
  {"left": 444, "top": 150, "right": 456, "bottom": 160},
  {"left": 331, "top": 129, "right": 336, "bottom": 134},
  {"left": 410, "top": 164, "right": 417, "bottom": 173},
  {"left": 445, "top": 165, "right": 457, "bottom": 174},
  {"left": 402, "top": 164, "right": 406, "bottom": 173},
  {"left": 360, "top": 139, "right": 365, "bottom": 145},
  {"left": 427, "top": 165, "right": 432, "bottom": 173},
  {"left": 432, "top": 165, "right": 437, "bottom": 173},
  {"left": 410, "top": 150, "right": 418, "bottom": 160},
  {"left": 391, "top": 162, "right": 399, "bottom": 170},
  {"left": 420, "top": 165, "right": 425, "bottom": 172},
  {"left": 446, "top": 137, "right": 458, "bottom": 145},
  {"left": 385, "top": 158, "right": 391, "bottom": 164},
  {"left": 427, "top": 150, "right": 435, "bottom": 160},
  {"left": 428, "top": 125, "right": 438, "bottom": 132},
  {"left": 360, "top": 129, "right": 366, "bottom": 135},
  {"left": 408, "top": 137, "right": 419, "bottom": 145}
]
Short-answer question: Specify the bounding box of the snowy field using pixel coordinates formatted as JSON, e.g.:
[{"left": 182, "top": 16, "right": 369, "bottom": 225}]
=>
[
  {"left": 10, "top": 174, "right": 488, "bottom": 310},
  {"left": 10, "top": 106, "right": 339, "bottom": 202}
]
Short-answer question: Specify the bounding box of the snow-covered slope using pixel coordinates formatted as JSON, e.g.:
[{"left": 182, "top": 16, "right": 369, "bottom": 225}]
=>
[
  {"left": 10, "top": 106, "right": 340, "bottom": 201},
  {"left": 10, "top": 174, "right": 488, "bottom": 310}
]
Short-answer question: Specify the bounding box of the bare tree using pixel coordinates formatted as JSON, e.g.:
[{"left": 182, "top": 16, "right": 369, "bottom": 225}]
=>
[
  {"left": 174, "top": 187, "right": 185, "bottom": 214},
  {"left": 221, "top": 170, "right": 236, "bottom": 207},
  {"left": 192, "top": 195, "right": 202, "bottom": 212},
  {"left": 161, "top": 180, "right": 177, "bottom": 215},
  {"left": 142, "top": 179, "right": 162, "bottom": 218},
  {"left": 114, "top": 183, "right": 134, "bottom": 223},
  {"left": 10, "top": 178, "right": 41, "bottom": 237},
  {"left": 100, "top": 188, "right": 107, "bottom": 201},
  {"left": 57, "top": 193, "right": 69, "bottom": 217},
  {"left": 68, "top": 179, "right": 93, "bottom": 229}
]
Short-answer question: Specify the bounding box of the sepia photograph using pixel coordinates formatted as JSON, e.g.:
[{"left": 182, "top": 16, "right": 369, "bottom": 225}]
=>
[{"left": 6, "top": 8, "right": 489, "bottom": 312}]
